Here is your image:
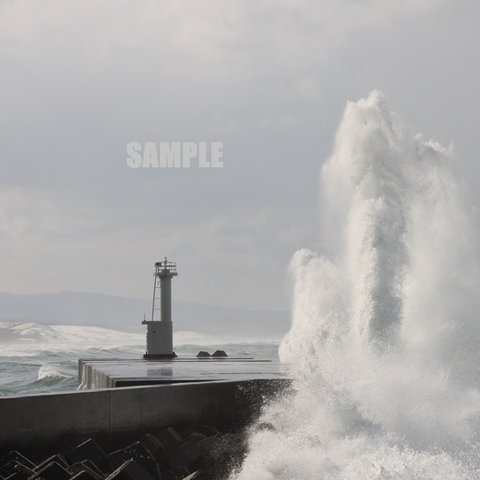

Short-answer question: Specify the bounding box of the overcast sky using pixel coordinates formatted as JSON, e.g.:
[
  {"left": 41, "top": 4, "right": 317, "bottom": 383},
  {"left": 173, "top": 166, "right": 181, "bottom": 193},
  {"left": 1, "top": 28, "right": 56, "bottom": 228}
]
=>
[{"left": 1, "top": 0, "right": 479, "bottom": 310}]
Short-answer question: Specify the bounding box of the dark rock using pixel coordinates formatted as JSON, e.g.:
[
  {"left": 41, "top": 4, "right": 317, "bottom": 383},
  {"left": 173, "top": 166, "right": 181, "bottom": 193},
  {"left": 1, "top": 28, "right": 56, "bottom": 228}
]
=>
[
  {"left": 177, "top": 442, "right": 200, "bottom": 469},
  {"left": 34, "top": 455, "right": 69, "bottom": 471},
  {"left": 180, "top": 472, "right": 202, "bottom": 480},
  {"left": 162, "top": 440, "right": 201, "bottom": 471},
  {"left": 140, "top": 434, "right": 162, "bottom": 453},
  {"left": 161, "top": 466, "right": 189, "bottom": 480},
  {"left": 183, "top": 433, "right": 206, "bottom": 445},
  {"left": 1, "top": 464, "right": 33, "bottom": 480},
  {"left": 155, "top": 428, "right": 182, "bottom": 451},
  {"left": 105, "top": 460, "right": 156, "bottom": 480},
  {"left": 195, "top": 426, "right": 219, "bottom": 438},
  {"left": 108, "top": 442, "right": 160, "bottom": 480},
  {"left": 195, "top": 352, "right": 210, "bottom": 358},
  {"left": 69, "top": 471, "right": 99, "bottom": 480},
  {"left": 3, "top": 464, "right": 34, "bottom": 480},
  {"left": 69, "top": 461, "right": 104, "bottom": 480},
  {"left": 78, "top": 461, "right": 104, "bottom": 479},
  {"left": 196, "top": 436, "right": 220, "bottom": 467},
  {"left": 181, "top": 472, "right": 212, "bottom": 480},
  {"left": 29, "top": 461, "right": 71, "bottom": 480},
  {"left": 178, "top": 428, "right": 194, "bottom": 441},
  {"left": 211, "top": 351, "right": 227, "bottom": 358},
  {"left": 66, "top": 439, "right": 111, "bottom": 474},
  {"left": 6, "top": 462, "right": 34, "bottom": 479},
  {"left": 139, "top": 435, "right": 170, "bottom": 471},
  {"left": 0, "top": 423, "right": 243, "bottom": 480},
  {"left": 0, "top": 452, "right": 35, "bottom": 471},
  {"left": 4, "top": 472, "right": 28, "bottom": 480}
]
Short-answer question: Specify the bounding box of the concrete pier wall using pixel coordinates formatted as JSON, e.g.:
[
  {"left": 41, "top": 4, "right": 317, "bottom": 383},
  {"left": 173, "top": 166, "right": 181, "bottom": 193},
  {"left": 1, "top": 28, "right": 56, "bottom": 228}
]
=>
[
  {"left": 0, "top": 379, "right": 289, "bottom": 456},
  {"left": 78, "top": 358, "right": 288, "bottom": 389}
]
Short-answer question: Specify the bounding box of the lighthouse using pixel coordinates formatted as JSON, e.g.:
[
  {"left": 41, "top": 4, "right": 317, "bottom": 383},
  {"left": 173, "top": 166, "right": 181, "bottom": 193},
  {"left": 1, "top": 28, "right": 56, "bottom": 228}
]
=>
[{"left": 142, "top": 257, "right": 178, "bottom": 359}]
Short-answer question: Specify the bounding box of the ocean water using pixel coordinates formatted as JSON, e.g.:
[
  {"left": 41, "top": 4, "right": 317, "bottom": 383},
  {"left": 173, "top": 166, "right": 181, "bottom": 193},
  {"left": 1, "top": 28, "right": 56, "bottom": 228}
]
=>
[
  {"left": 0, "top": 322, "right": 279, "bottom": 397},
  {"left": 232, "top": 92, "right": 480, "bottom": 479}
]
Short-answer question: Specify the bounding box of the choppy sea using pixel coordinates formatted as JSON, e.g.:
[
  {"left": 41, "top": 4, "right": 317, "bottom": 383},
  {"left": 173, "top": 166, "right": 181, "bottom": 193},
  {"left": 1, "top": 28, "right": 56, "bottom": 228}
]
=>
[{"left": 0, "top": 322, "right": 279, "bottom": 397}]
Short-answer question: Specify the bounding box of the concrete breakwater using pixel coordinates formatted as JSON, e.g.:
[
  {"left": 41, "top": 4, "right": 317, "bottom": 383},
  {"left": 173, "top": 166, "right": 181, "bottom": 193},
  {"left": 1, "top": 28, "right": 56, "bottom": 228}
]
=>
[
  {"left": 0, "top": 379, "right": 289, "bottom": 458},
  {"left": 0, "top": 423, "right": 250, "bottom": 480},
  {"left": 78, "top": 358, "right": 288, "bottom": 389}
]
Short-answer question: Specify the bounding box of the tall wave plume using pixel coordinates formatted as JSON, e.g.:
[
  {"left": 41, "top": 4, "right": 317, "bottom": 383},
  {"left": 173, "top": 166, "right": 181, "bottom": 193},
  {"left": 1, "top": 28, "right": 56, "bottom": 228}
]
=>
[{"left": 232, "top": 91, "right": 480, "bottom": 479}]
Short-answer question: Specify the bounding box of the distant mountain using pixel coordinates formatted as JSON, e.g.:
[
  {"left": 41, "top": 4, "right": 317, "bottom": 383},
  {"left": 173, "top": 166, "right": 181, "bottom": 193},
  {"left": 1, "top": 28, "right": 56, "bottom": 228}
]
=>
[{"left": 0, "top": 292, "right": 290, "bottom": 340}]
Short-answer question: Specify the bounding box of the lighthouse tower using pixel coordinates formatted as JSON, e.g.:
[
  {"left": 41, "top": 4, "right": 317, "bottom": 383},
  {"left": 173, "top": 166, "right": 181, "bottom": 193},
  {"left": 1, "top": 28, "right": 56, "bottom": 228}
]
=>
[{"left": 142, "top": 257, "right": 178, "bottom": 359}]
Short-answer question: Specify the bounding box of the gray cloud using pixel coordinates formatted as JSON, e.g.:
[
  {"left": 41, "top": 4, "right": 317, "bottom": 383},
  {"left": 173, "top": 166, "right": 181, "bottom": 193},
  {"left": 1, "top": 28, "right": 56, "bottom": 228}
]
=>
[{"left": 0, "top": 0, "right": 478, "bottom": 309}]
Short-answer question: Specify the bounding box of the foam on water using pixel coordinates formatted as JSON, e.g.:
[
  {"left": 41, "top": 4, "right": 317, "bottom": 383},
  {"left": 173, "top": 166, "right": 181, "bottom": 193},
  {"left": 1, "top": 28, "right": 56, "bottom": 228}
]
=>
[
  {"left": 37, "top": 364, "right": 73, "bottom": 381},
  {"left": 232, "top": 92, "right": 480, "bottom": 479},
  {"left": 0, "top": 321, "right": 279, "bottom": 396}
]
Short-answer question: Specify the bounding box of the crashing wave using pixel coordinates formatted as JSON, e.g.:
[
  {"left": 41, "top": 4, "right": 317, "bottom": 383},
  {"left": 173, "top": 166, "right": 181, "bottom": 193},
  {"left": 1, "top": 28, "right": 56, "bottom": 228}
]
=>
[{"left": 232, "top": 91, "right": 480, "bottom": 479}]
